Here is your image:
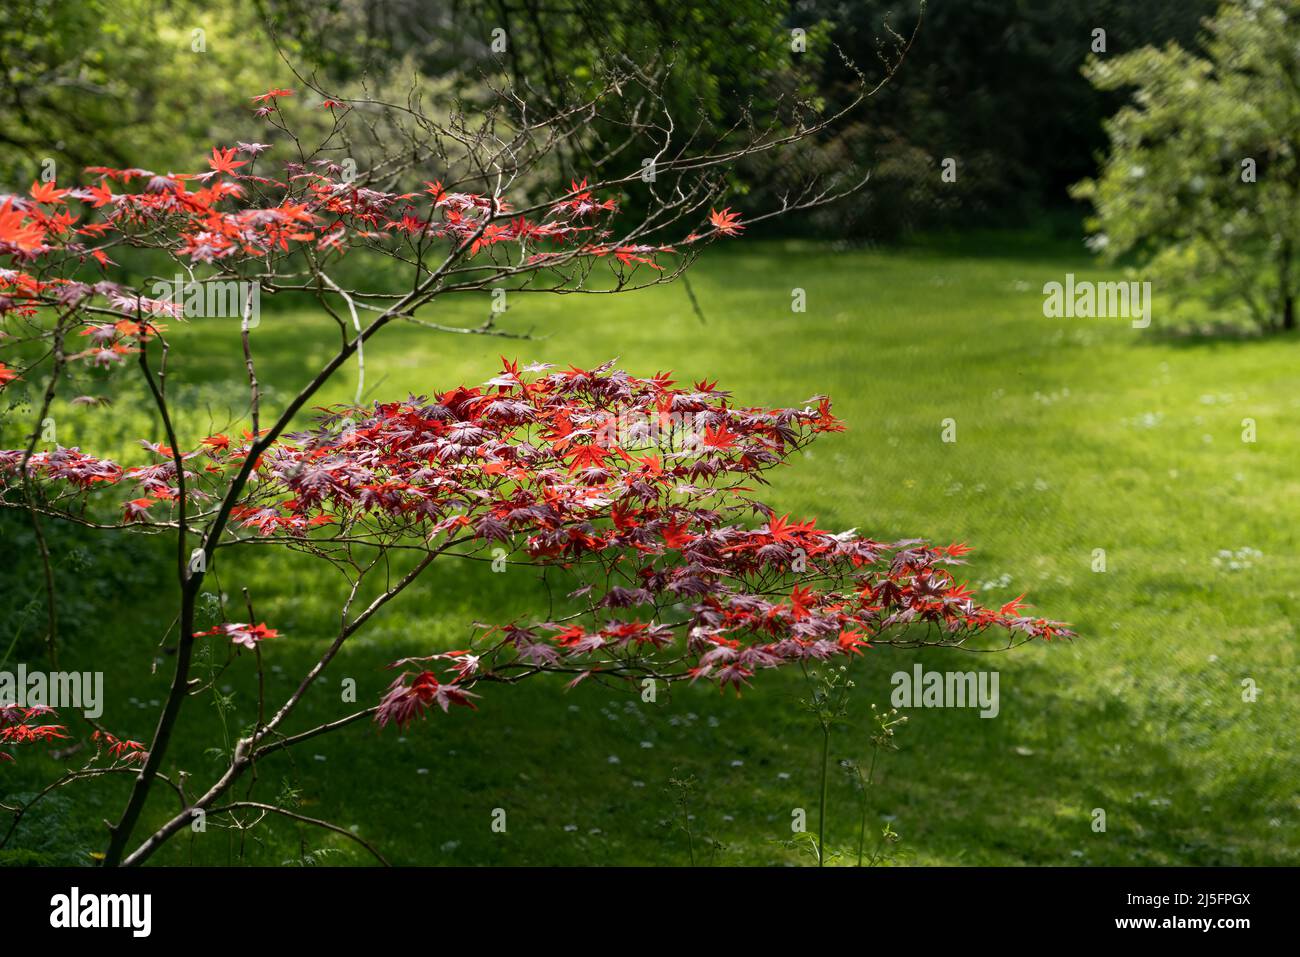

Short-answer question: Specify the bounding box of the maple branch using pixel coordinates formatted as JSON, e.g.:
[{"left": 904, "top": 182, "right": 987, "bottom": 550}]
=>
[{"left": 206, "top": 801, "right": 391, "bottom": 867}]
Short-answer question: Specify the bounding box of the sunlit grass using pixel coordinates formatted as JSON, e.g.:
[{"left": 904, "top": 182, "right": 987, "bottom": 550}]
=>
[{"left": 3, "top": 229, "right": 1297, "bottom": 865}]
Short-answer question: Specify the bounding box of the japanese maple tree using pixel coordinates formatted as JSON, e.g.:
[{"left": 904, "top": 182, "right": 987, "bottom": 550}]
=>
[{"left": 0, "top": 35, "right": 1070, "bottom": 866}]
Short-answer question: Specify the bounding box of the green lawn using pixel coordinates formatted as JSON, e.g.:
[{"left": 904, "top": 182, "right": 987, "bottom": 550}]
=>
[{"left": 3, "top": 229, "right": 1297, "bottom": 866}]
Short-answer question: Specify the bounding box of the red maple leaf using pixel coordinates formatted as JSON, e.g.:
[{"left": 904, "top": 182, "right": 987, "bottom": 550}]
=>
[
  {"left": 123, "top": 497, "right": 156, "bottom": 522},
  {"left": 30, "top": 180, "right": 70, "bottom": 204},
  {"left": 708, "top": 207, "right": 745, "bottom": 236},
  {"left": 207, "top": 147, "right": 248, "bottom": 177},
  {"left": 566, "top": 443, "right": 610, "bottom": 472},
  {"left": 790, "top": 584, "right": 816, "bottom": 620},
  {"left": 1000, "top": 594, "right": 1028, "bottom": 617},
  {"left": 0, "top": 199, "right": 46, "bottom": 250},
  {"left": 837, "top": 628, "right": 872, "bottom": 656},
  {"left": 251, "top": 88, "right": 295, "bottom": 103},
  {"left": 767, "top": 513, "right": 797, "bottom": 542},
  {"left": 661, "top": 519, "right": 696, "bottom": 550},
  {"left": 702, "top": 422, "right": 738, "bottom": 449},
  {"left": 85, "top": 182, "right": 115, "bottom": 208}
]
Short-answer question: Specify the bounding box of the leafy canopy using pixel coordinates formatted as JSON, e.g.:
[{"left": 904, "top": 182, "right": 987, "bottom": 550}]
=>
[{"left": 1073, "top": 0, "right": 1300, "bottom": 332}]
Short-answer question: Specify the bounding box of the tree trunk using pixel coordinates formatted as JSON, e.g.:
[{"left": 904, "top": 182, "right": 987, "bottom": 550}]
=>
[{"left": 102, "top": 583, "right": 199, "bottom": 866}]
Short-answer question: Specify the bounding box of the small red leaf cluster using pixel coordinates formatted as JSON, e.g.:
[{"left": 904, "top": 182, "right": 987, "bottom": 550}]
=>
[
  {"left": 193, "top": 622, "right": 280, "bottom": 650},
  {"left": 0, "top": 705, "right": 66, "bottom": 760},
  {"left": 92, "top": 729, "right": 148, "bottom": 764},
  {"left": 0, "top": 705, "right": 145, "bottom": 765}
]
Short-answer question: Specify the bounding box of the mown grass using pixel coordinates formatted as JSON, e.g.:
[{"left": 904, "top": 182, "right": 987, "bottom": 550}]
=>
[{"left": 3, "top": 228, "right": 1297, "bottom": 866}]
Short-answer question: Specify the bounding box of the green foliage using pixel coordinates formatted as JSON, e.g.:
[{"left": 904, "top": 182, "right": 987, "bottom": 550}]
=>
[
  {"left": 664, "top": 772, "right": 725, "bottom": 865},
  {"left": 794, "top": 668, "right": 906, "bottom": 866},
  {"left": 0, "top": 0, "right": 1221, "bottom": 238},
  {"left": 842, "top": 704, "right": 907, "bottom": 866},
  {"left": 0, "top": 792, "right": 102, "bottom": 866},
  {"left": 1074, "top": 0, "right": 1300, "bottom": 332},
  {"left": 261, "top": 0, "right": 832, "bottom": 227},
  {"left": 273, "top": 0, "right": 1216, "bottom": 239},
  {"left": 0, "top": 847, "right": 61, "bottom": 865},
  {"left": 0, "top": 508, "right": 161, "bottom": 664},
  {"left": 282, "top": 846, "right": 349, "bottom": 866},
  {"left": 268, "top": 0, "right": 823, "bottom": 123},
  {"left": 791, "top": 0, "right": 1217, "bottom": 238},
  {"left": 0, "top": 0, "right": 306, "bottom": 186}
]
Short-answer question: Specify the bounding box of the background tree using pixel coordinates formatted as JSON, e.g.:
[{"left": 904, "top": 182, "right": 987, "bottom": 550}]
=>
[
  {"left": 0, "top": 0, "right": 305, "bottom": 182},
  {"left": 796, "top": 0, "right": 1218, "bottom": 238},
  {"left": 1073, "top": 0, "right": 1300, "bottom": 333}
]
